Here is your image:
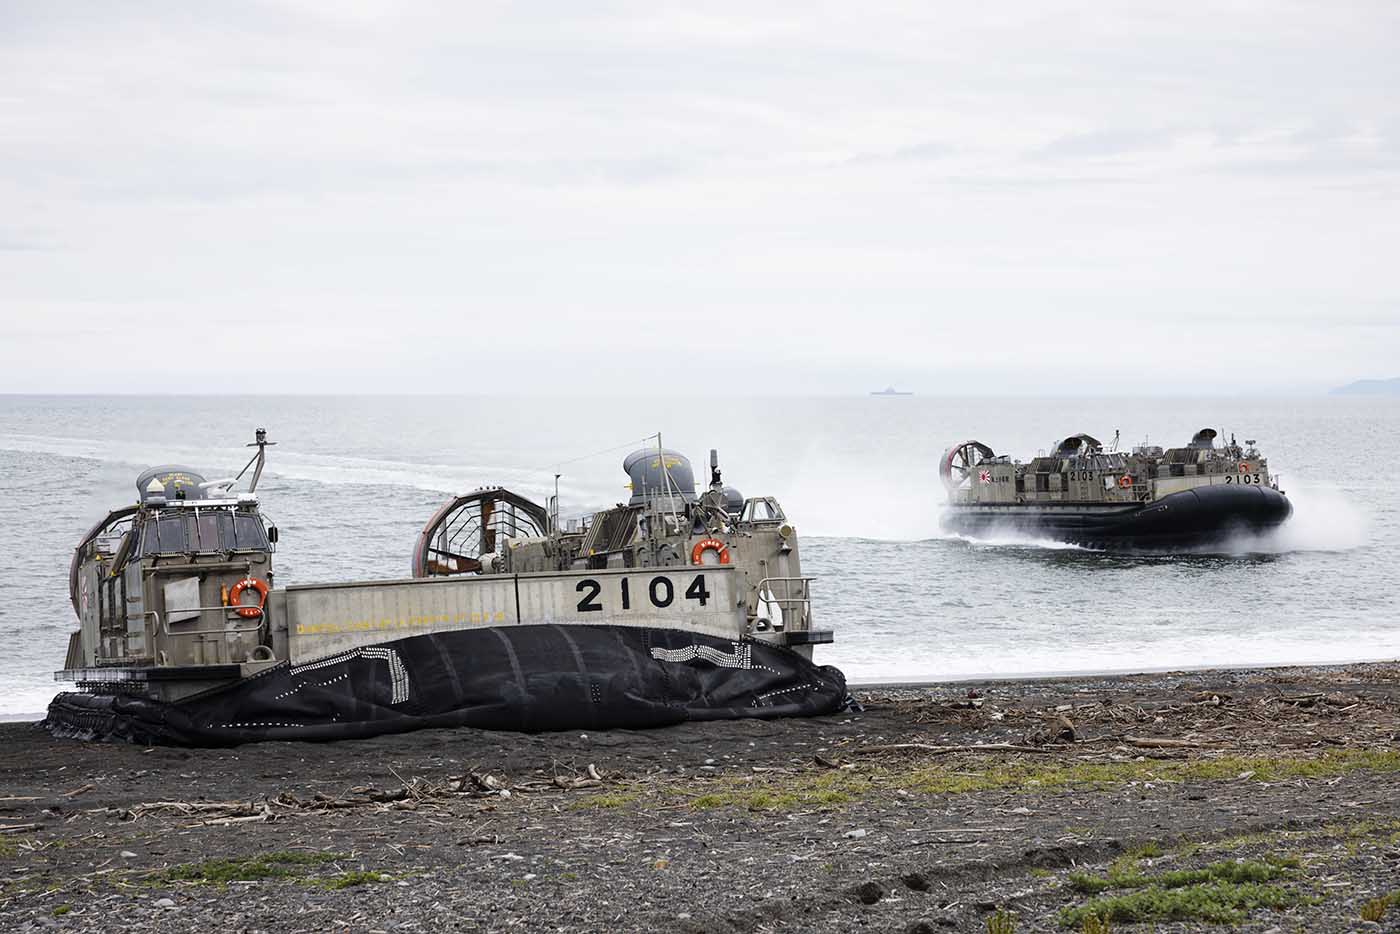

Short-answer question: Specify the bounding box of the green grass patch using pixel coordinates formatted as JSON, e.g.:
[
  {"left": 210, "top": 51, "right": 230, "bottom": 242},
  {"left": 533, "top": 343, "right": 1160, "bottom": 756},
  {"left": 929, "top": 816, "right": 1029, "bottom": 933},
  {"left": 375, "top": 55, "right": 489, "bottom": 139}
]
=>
[
  {"left": 1061, "top": 880, "right": 1305, "bottom": 927},
  {"left": 686, "top": 769, "right": 869, "bottom": 811},
  {"left": 569, "top": 792, "right": 640, "bottom": 810},
  {"left": 907, "top": 749, "right": 1400, "bottom": 795},
  {"left": 319, "top": 870, "right": 389, "bottom": 890},
  {"left": 1060, "top": 855, "right": 1312, "bottom": 927},
  {"left": 51, "top": 905, "right": 70, "bottom": 917},
  {"left": 162, "top": 851, "right": 342, "bottom": 887},
  {"left": 1068, "top": 858, "right": 1293, "bottom": 895},
  {"left": 574, "top": 748, "right": 1400, "bottom": 817},
  {"left": 1359, "top": 890, "right": 1400, "bottom": 922},
  {"left": 986, "top": 908, "right": 1016, "bottom": 933}
]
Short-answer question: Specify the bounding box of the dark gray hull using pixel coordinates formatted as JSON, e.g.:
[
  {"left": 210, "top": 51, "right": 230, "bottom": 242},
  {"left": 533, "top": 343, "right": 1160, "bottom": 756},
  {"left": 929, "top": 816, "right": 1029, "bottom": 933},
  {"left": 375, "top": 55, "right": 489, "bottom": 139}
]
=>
[{"left": 942, "top": 484, "right": 1292, "bottom": 550}]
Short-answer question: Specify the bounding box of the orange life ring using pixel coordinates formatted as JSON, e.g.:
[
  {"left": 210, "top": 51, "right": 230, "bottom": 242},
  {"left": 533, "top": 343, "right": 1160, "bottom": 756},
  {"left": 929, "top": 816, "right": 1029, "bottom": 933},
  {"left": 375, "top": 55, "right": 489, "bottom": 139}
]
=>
[
  {"left": 1238, "top": 463, "right": 1250, "bottom": 473},
  {"left": 690, "top": 538, "right": 731, "bottom": 565},
  {"left": 228, "top": 576, "right": 269, "bottom": 618},
  {"left": 1118, "top": 475, "right": 1133, "bottom": 489}
]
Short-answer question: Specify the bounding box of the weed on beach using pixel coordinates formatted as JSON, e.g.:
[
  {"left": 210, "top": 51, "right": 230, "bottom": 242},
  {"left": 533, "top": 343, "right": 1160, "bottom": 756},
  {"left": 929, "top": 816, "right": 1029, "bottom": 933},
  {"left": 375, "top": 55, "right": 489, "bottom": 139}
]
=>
[
  {"left": 161, "top": 851, "right": 345, "bottom": 887},
  {"left": 986, "top": 907, "right": 1017, "bottom": 933},
  {"left": 1067, "top": 857, "right": 1295, "bottom": 896},
  {"left": 1359, "top": 890, "right": 1400, "bottom": 922},
  {"left": 1060, "top": 879, "right": 1306, "bottom": 927},
  {"left": 904, "top": 748, "right": 1400, "bottom": 795},
  {"left": 1058, "top": 854, "right": 1313, "bottom": 927},
  {"left": 571, "top": 747, "right": 1400, "bottom": 814},
  {"left": 319, "top": 869, "right": 392, "bottom": 890}
]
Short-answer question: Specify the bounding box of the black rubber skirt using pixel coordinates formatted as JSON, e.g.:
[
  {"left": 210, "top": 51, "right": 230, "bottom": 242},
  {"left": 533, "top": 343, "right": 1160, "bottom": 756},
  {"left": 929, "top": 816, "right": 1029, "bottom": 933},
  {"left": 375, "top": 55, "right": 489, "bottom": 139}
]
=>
[
  {"left": 44, "top": 624, "right": 847, "bottom": 747},
  {"left": 942, "top": 484, "right": 1292, "bottom": 549}
]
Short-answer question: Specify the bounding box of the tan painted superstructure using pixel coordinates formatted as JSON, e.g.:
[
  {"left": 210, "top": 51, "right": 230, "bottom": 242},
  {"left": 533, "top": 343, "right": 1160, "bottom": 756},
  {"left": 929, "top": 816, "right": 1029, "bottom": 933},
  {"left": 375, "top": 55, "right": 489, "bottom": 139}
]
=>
[{"left": 944, "top": 430, "right": 1279, "bottom": 508}]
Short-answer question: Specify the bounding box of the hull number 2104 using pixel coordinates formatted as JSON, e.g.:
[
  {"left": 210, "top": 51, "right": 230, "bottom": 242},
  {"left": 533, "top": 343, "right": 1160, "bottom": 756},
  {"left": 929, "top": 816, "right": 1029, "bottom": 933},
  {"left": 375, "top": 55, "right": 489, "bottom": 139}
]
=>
[{"left": 576, "top": 575, "right": 712, "bottom": 613}]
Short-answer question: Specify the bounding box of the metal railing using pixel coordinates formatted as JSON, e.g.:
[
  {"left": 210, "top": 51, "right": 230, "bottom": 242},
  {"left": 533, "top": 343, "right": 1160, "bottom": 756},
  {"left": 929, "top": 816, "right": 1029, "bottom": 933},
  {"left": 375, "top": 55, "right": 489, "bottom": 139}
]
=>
[
  {"left": 149, "top": 606, "right": 266, "bottom": 638},
  {"left": 754, "top": 577, "right": 814, "bottom": 631}
]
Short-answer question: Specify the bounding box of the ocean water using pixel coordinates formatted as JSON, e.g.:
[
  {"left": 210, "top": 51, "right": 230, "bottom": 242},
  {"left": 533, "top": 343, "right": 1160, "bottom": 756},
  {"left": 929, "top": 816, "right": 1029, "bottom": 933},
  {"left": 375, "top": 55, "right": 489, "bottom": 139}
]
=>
[{"left": 1, "top": 394, "right": 1396, "bottom": 718}]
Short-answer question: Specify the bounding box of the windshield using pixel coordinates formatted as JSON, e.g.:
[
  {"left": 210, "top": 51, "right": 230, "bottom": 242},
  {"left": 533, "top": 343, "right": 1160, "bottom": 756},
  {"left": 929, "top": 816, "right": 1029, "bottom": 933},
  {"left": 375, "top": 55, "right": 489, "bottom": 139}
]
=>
[{"left": 140, "top": 509, "right": 268, "bottom": 556}]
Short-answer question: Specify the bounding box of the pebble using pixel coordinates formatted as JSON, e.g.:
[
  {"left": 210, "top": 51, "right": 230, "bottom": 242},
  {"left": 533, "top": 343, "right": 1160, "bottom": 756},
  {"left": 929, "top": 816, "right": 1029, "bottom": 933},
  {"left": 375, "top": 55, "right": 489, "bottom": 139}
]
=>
[
  {"left": 153, "top": 898, "right": 175, "bottom": 909},
  {"left": 843, "top": 828, "right": 868, "bottom": 839}
]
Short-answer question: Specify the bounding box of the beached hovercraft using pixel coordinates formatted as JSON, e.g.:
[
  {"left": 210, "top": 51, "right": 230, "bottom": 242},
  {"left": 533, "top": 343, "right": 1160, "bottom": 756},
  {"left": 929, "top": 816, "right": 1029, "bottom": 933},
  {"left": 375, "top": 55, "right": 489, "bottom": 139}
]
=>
[
  {"left": 46, "top": 432, "right": 843, "bottom": 746},
  {"left": 939, "top": 429, "right": 1292, "bottom": 549}
]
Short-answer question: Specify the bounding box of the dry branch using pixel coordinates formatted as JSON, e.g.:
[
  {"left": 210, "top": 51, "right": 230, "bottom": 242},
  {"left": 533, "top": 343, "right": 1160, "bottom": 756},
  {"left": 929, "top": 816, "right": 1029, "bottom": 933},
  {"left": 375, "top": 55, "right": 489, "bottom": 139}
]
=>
[{"left": 854, "top": 742, "right": 1058, "bottom": 756}]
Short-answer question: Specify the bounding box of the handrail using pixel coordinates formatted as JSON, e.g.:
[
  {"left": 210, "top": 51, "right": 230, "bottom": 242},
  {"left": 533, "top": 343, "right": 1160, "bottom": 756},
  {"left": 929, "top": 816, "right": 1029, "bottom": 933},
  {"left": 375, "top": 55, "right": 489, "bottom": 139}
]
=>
[
  {"left": 147, "top": 606, "right": 265, "bottom": 638},
  {"left": 755, "top": 576, "right": 815, "bottom": 630}
]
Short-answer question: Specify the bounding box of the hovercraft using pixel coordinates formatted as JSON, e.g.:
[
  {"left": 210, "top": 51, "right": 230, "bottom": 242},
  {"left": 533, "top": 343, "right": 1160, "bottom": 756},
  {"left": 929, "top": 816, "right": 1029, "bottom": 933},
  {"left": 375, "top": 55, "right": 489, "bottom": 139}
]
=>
[
  {"left": 939, "top": 429, "right": 1292, "bottom": 550},
  {"left": 46, "top": 432, "right": 843, "bottom": 746}
]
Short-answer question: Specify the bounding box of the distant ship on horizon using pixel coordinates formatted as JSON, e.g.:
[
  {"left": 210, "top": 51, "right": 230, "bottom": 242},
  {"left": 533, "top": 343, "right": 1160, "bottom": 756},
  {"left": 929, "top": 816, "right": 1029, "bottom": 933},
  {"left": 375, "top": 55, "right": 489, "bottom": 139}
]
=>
[{"left": 870, "top": 386, "right": 914, "bottom": 396}]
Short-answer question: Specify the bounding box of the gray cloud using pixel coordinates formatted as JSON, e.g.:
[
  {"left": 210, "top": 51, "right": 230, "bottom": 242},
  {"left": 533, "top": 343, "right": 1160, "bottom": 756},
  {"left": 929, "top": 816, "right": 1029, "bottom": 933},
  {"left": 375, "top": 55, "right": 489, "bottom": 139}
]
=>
[{"left": 0, "top": 1, "right": 1396, "bottom": 394}]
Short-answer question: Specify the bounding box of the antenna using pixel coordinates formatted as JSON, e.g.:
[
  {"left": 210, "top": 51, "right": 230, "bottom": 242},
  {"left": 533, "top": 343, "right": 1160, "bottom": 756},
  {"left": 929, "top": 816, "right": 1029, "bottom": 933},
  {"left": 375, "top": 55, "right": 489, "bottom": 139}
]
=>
[
  {"left": 656, "top": 432, "right": 681, "bottom": 532},
  {"left": 551, "top": 473, "right": 561, "bottom": 535},
  {"left": 234, "top": 428, "right": 275, "bottom": 494}
]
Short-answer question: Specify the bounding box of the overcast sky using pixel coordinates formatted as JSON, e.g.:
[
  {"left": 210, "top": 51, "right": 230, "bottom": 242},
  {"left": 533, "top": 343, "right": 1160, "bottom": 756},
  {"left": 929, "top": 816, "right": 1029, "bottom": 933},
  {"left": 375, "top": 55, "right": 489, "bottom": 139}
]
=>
[{"left": 1, "top": 2, "right": 1396, "bottom": 394}]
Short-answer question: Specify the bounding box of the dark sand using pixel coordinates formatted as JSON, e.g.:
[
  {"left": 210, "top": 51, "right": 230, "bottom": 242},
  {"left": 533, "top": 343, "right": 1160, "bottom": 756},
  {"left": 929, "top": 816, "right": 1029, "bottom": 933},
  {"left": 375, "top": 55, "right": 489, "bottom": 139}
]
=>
[{"left": 3, "top": 662, "right": 1399, "bottom": 932}]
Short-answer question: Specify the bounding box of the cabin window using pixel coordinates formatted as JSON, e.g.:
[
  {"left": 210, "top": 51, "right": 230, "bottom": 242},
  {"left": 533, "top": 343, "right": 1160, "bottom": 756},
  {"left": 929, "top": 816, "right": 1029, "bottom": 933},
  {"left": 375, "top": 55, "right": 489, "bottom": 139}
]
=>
[
  {"left": 138, "top": 510, "right": 268, "bottom": 554},
  {"left": 196, "top": 514, "right": 222, "bottom": 552},
  {"left": 140, "top": 516, "right": 190, "bottom": 555},
  {"left": 233, "top": 515, "right": 268, "bottom": 550},
  {"left": 1035, "top": 473, "right": 1050, "bottom": 493},
  {"left": 742, "top": 498, "right": 786, "bottom": 523}
]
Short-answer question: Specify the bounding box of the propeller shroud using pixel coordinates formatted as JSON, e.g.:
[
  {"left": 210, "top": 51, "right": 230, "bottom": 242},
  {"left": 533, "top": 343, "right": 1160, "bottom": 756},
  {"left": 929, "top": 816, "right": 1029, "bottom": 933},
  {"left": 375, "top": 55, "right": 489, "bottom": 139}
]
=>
[{"left": 939, "top": 440, "right": 996, "bottom": 492}]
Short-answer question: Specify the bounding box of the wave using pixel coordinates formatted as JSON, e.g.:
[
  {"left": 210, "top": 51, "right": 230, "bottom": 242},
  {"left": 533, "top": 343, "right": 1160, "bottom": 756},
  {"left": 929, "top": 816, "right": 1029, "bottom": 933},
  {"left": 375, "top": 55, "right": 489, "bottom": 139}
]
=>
[
  {"left": 931, "top": 529, "right": 1086, "bottom": 551},
  {"left": 1207, "top": 479, "right": 1367, "bottom": 555},
  {"left": 0, "top": 431, "right": 586, "bottom": 501},
  {"left": 832, "top": 633, "right": 1400, "bottom": 683},
  {"left": 0, "top": 682, "right": 59, "bottom": 720}
]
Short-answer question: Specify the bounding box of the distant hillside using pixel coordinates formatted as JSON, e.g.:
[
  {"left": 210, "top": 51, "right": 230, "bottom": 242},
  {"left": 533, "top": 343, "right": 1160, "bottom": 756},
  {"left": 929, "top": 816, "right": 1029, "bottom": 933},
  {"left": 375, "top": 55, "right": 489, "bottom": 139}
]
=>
[{"left": 1332, "top": 377, "right": 1400, "bottom": 395}]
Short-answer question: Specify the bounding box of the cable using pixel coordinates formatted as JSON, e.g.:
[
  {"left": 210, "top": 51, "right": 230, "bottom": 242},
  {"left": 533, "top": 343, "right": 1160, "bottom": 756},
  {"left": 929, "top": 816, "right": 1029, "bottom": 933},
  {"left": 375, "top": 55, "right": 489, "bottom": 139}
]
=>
[{"left": 551, "top": 433, "right": 660, "bottom": 470}]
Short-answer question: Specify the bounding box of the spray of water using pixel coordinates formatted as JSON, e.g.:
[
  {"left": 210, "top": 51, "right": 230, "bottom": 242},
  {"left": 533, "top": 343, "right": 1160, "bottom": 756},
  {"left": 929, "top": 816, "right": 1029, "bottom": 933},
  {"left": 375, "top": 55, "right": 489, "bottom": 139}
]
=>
[{"left": 1213, "top": 479, "right": 1368, "bottom": 555}]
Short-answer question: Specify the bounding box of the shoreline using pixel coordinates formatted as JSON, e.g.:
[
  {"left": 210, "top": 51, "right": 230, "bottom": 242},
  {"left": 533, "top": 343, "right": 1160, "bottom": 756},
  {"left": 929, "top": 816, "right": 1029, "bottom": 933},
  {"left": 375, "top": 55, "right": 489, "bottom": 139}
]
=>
[
  {"left": 10, "top": 656, "right": 1400, "bottom": 724},
  {"left": 3, "top": 659, "right": 1399, "bottom": 932}
]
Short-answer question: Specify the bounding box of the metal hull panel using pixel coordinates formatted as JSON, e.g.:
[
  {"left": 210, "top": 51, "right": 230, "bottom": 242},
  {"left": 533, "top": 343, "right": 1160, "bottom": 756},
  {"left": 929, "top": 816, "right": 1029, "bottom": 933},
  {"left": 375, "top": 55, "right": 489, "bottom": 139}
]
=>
[
  {"left": 283, "top": 568, "right": 745, "bottom": 663},
  {"left": 44, "top": 624, "right": 847, "bottom": 746},
  {"left": 941, "top": 484, "right": 1293, "bottom": 549}
]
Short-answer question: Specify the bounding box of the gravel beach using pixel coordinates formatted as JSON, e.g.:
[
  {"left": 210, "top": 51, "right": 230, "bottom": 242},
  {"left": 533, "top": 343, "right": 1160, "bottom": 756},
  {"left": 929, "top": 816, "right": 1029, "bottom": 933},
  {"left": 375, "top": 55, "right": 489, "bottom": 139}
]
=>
[{"left": 3, "top": 662, "right": 1399, "bottom": 933}]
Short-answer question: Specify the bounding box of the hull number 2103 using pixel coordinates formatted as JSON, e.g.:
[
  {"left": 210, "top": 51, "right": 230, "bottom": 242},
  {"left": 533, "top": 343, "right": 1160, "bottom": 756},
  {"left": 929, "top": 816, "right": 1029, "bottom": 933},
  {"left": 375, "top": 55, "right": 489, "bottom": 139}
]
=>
[{"left": 576, "top": 574, "right": 712, "bottom": 613}]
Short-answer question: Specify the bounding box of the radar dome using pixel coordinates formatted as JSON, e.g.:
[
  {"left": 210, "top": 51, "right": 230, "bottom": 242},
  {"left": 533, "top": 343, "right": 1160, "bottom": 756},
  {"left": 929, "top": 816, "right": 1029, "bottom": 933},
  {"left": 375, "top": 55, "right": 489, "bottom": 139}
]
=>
[
  {"left": 623, "top": 448, "right": 697, "bottom": 507},
  {"left": 136, "top": 465, "right": 208, "bottom": 503}
]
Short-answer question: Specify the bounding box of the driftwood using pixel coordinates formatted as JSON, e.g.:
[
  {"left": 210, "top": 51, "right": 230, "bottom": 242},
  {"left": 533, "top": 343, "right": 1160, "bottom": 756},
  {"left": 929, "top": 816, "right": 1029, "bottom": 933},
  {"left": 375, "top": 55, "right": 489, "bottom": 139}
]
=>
[
  {"left": 102, "top": 765, "right": 612, "bottom": 825},
  {"left": 1123, "top": 736, "right": 1205, "bottom": 749},
  {"left": 854, "top": 743, "right": 1058, "bottom": 756}
]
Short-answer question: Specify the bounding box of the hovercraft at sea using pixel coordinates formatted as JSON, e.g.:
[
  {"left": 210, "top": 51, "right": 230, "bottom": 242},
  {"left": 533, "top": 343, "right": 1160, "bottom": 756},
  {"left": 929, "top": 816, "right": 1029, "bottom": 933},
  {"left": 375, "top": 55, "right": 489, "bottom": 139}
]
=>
[
  {"left": 46, "top": 432, "right": 844, "bottom": 746},
  {"left": 939, "top": 429, "right": 1292, "bottom": 549}
]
